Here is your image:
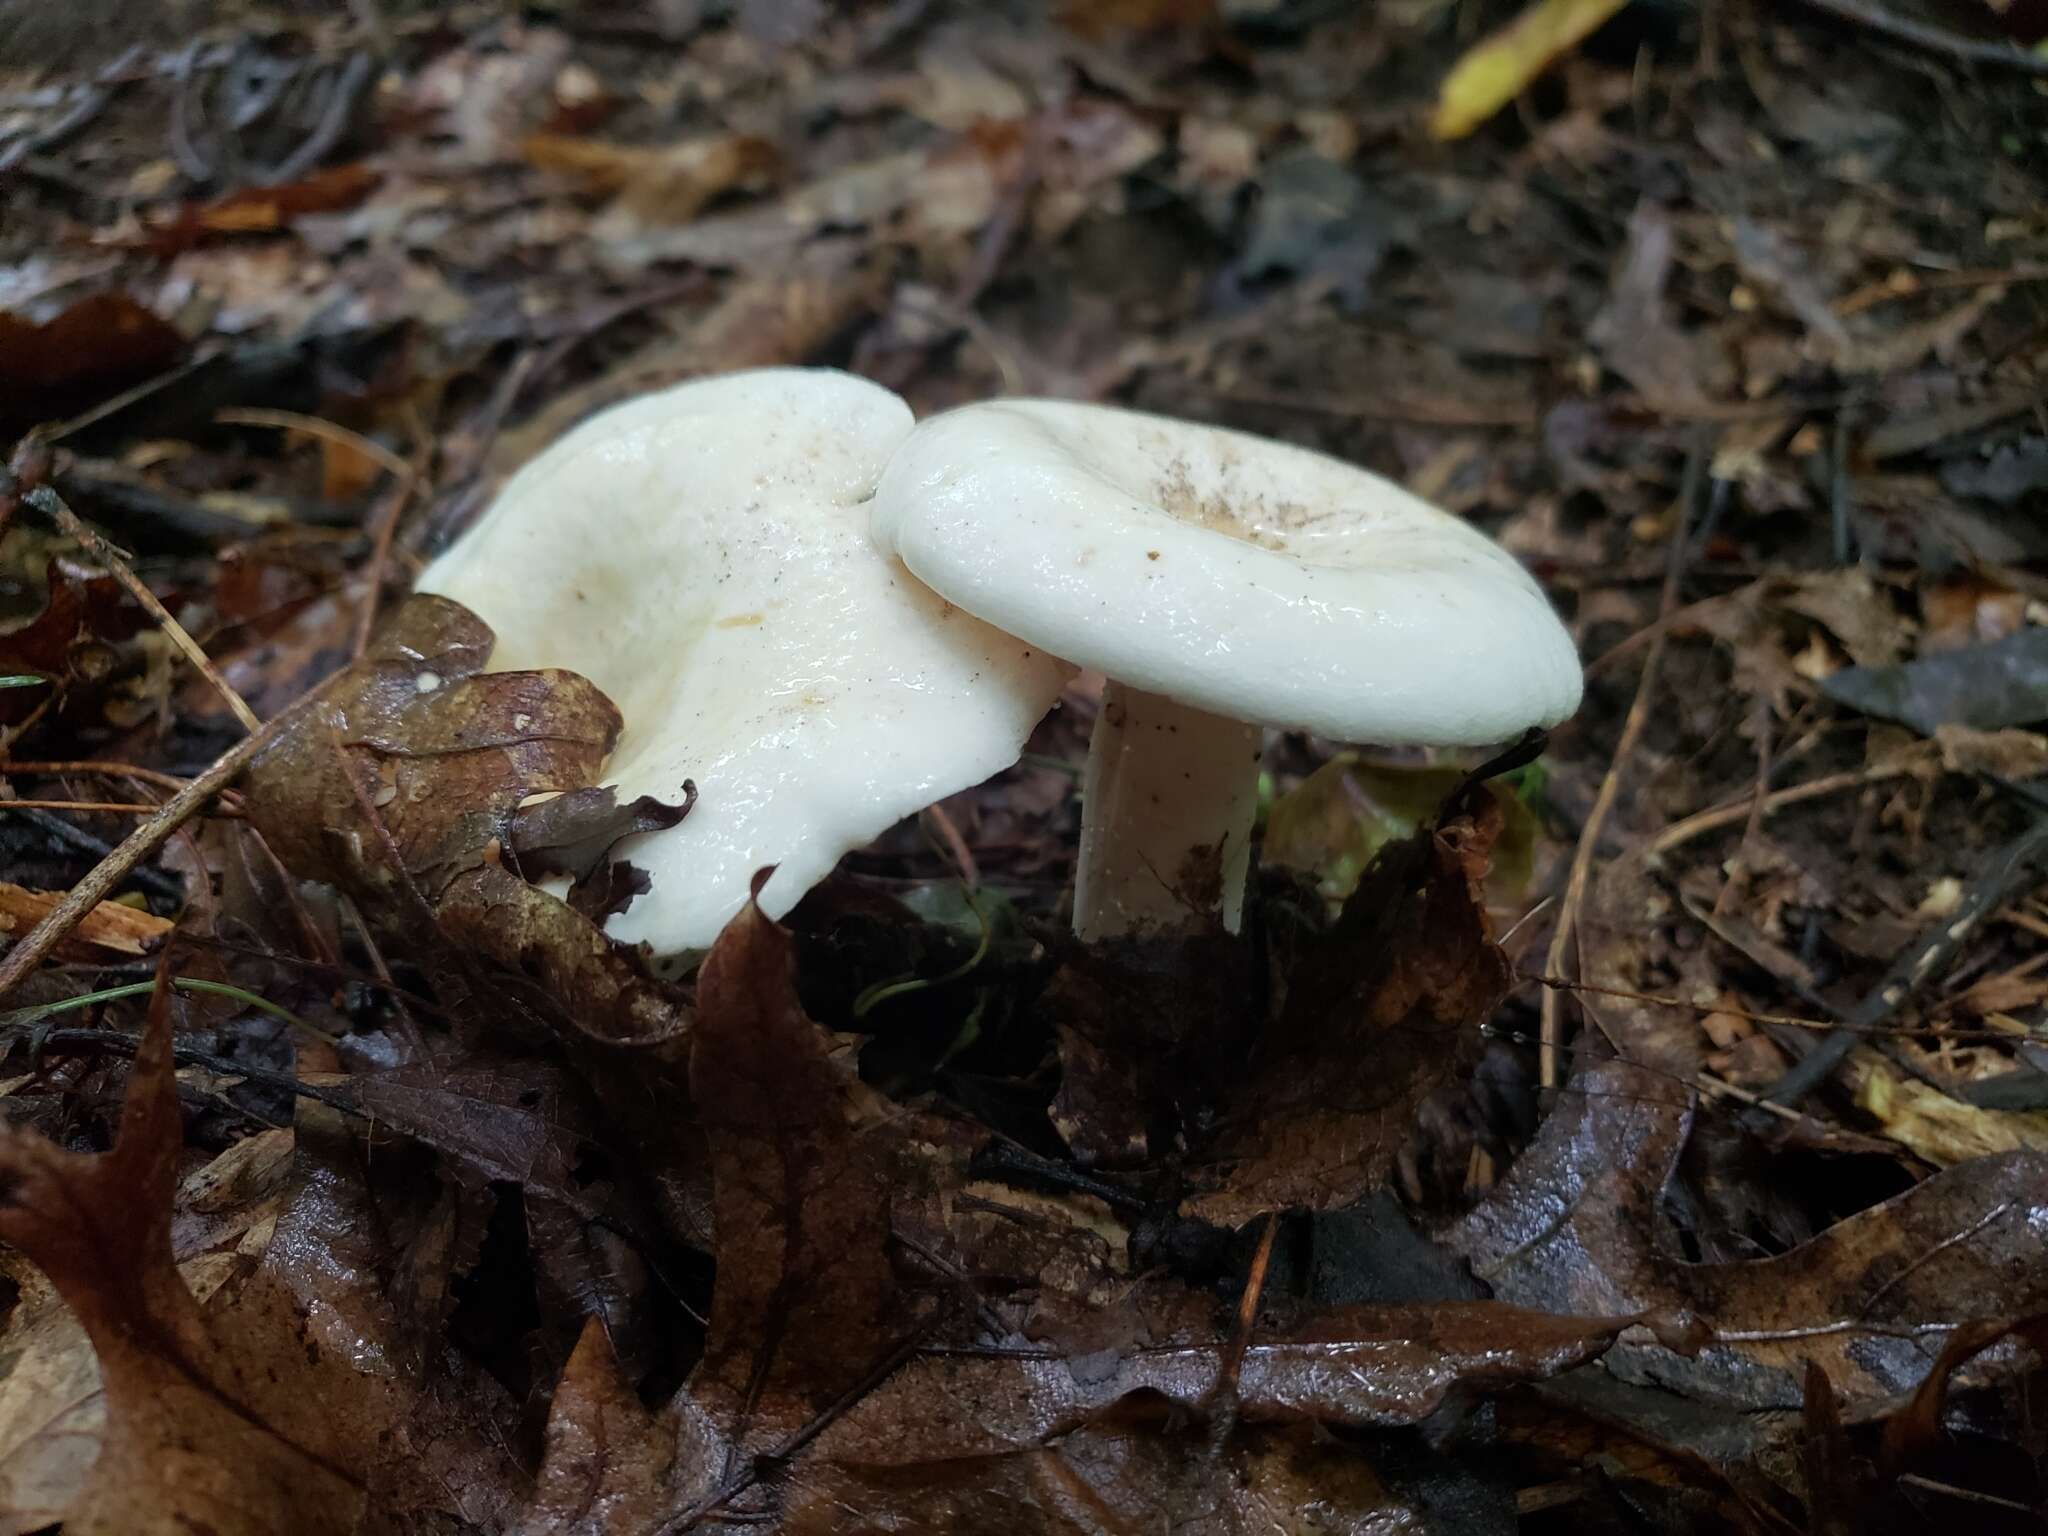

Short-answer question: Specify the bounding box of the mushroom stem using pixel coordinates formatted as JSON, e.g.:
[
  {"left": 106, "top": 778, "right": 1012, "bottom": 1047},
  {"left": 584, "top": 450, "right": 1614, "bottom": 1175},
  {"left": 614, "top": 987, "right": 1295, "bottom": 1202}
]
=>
[{"left": 1073, "top": 682, "right": 1263, "bottom": 941}]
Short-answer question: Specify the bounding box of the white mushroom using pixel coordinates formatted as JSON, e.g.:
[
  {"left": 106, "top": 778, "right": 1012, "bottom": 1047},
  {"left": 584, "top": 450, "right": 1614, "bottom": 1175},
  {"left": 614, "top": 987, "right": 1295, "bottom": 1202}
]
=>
[
  {"left": 417, "top": 369, "right": 1071, "bottom": 956},
  {"left": 871, "top": 400, "right": 1583, "bottom": 941}
]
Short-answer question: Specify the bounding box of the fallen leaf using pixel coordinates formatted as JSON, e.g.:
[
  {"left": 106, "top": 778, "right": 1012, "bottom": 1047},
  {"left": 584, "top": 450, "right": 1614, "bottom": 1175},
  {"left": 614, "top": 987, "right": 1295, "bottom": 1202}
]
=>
[
  {"left": 1848, "top": 1052, "right": 2048, "bottom": 1166},
  {"left": 1185, "top": 785, "right": 1512, "bottom": 1226},
  {"left": 241, "top": 593, "right": 690, "bottom": 1051},
  {"left": 507, "top": 784, "right": 694, "bottom": 920},
  {"left": 1777, "top": 569, "right": 1908, "bottom": 668},
  {"left": 689, "top": 891, "right": 899, "bottom": 1436},
  {"left": 523, "top": 132, "right": 782, "bottom": 233},
  {"left": 139, "top": 164, "right": 382, "bottom": 256},
  {"left": 518, "top": 1321, "right": 723, "bottom": 1536},
  {"left": 1430, "top": 0, "right": 1633, "bottom": 141},
  {"left": 521, "top": 895, "right": 902, "bottom": 1529},
  {"left": 807, "top": 1301, "right": 1652, "bottom": 1463},
  {"left": 0, "top": 295, "right": 185, "bottom": 438},
  {"left": 1042, "top": 927, "right": 1257, "bottom": 1167},
  {"left": 1822, "top": 628, "right": 2048, "bottom": 735},
  {"left": 0, "top": 1257, "right": 104, "bottom": 1536},
  {"left": 1447, "top": 1054, "right": 2048, "bottom": 1412},
  {"left": 0, "top": 883, "right": 173, "bottom": 961},
  {"left": 1588, "top": 201, "right": 1725, "bottom": 410},
  {"left": 0, "top": 978, "right": 363, "bottom": 1535},
  {"left": 0, "top": 558, "right": 145, "bottom": 725}
]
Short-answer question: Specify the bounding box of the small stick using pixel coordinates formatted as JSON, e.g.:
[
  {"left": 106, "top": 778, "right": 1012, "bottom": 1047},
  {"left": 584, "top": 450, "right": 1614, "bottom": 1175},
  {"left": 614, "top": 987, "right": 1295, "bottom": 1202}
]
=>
[
  {"left": 1, "top": 799, "right": 180, "bottom": 814},
  {"left": 1792, "top": 0, "right": 2048, "bottom": 75},
  {"left": 1763, "top": 813, "right": 2048, "bottom": 1106},
  {"left": 1646, "top": 762, "right": 1917, "bottom": 858},
  {"left": 351, "top": 474, "right": 413, "bottom": 660},
  {"left": 0, "top": 759, "right": 198, "bottom": 794},
  {"left": 1206, "top": 1210, "right": 1280, "bottom": 1459},
  {"left": 0, "top": 715, "right": 288, "bottom": 1000},
  {"left": 215, "top": 407, "right": 414, "bottom": 484},
  {"left": 1541, "top": 438, "right": 1708, "bottom": 1087},
  {"left": 25, "top": 485, "right": 261, "bottom": 734}
]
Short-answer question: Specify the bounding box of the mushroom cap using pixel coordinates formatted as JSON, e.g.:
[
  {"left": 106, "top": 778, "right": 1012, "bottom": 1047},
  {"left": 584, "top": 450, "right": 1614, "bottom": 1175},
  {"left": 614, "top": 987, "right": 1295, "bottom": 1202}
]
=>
[
  {"left": 418, "top": 369, "right": 1070, "bottom": 955},
  {"left": 872, "top": 400, "right": 1581, "bottom": 745}
]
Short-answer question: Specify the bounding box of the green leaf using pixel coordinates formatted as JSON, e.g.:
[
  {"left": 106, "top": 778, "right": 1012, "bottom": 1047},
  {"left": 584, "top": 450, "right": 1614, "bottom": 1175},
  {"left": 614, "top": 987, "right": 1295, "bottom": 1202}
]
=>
[{"left": 1263, "top": 757, "right": 1538, "bottom": 905}]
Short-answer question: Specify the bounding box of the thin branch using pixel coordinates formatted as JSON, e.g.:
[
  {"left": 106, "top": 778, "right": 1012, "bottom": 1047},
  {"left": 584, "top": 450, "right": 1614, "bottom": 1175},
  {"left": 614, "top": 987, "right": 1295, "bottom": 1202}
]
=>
[
  {"left": 1541, "top": 439, "right": 1709, "bottom": 1087},
  {"left": 1645, "top": 760, "right": 1919, "bottom": 858},
  {"left": 0, "top": 759, "right": 200, "bottom": 794},
  {"left": 0, "top": 714, "right": 289, "bottom": 1000},
  {"left": 215, "top": 407, "right": 414, "bottom": 484},
  {"left": 1, "top": 799, "right": 169, "bottom": 814},
  {"left": 1793, "top": 0, "right": 2048, "bottom": 75}
]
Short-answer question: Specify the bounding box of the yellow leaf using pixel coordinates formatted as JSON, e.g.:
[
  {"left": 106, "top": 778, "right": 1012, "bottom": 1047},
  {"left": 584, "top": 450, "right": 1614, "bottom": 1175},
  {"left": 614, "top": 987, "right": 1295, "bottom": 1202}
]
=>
[{"left": 1430, "top": 0, "right": 1634, "bottom": 141}]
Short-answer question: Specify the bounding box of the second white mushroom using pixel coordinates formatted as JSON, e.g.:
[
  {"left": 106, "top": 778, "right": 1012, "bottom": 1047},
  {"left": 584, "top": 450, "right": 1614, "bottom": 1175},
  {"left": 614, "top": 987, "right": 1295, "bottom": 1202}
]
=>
[{"left": 871, "top": 400, "right": 1583, "bottom": 941}]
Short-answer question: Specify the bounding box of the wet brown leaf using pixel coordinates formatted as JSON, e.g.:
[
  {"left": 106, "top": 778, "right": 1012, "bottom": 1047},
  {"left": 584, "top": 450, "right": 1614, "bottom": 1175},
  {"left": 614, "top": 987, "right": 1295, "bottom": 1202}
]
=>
[
  {"left": 1185, "top": 787, "right": 1512, "bottom": 1226},
  {"left": 1043, "top": 927, "right": 1258, "bottom": 1167},
  {"left": 807, "top": 1300, "right": 1649, "bottom": 1467},
  {"left": 0, "top": 295, "right": 185, "bottom": 438},
  {"left": 518, "top": 1321, "right": 724, "bottom": 1536},
  {"left": 139, "top": 164, "right": 382, "bottom": 256},
  {"left": 523, "top": 132, "right": 782, "bottom": 232},
  {"left": 0, "top": 981, "right": 362, "bottom": 1535},
  {"left": 521, "top": 896, "right": 903, "bottom": 1531},
  {"left": 508, "top": 783, "right": 693, "bottom": 921},
  {"left": 1448, "top": 1041, "right": 2048, "bottom": 1412},
  {"left": 690, "top": 892, "right": 899, "bottom": 1435},
  {"left": 0, "top": 558, "right": 143, "bottom": 725},
  {"left": 787, "top": 1421, "right": 1410, "bottom": 1535},
  {"left": 241, "top": 593, "right": 690, "bottom": 1051}
]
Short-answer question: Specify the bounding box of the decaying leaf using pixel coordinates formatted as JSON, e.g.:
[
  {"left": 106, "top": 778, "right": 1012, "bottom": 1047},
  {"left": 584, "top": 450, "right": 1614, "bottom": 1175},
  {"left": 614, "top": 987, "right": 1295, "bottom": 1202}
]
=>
[
  {"left": 1042, "top": 926, "right": 1257, "bottom": 1167},
  {"left": 689, "top": 891, "right": 899, "bottom": 1436},
  {"left": 1823, "top": 628, "right": 2048, "bottom": 735},
  {"left": 1185, "top": 785, "right": 1512, "bottom": 1226},
  {"left": 140, "top": 164, "right": 382, "bottom": 256},
  {"left": 0, "top": 979, "right": 361, "bottom": 1535},
  {"left": 522, "top": 895, "right": 900, "bottom": 1529},
  {"left": 1448, "top": 1055, "right": 2048, "bottom": 1413},
  {"left": 0, "top": 295, "right": 186, "bottom": 437},
  {"left": 523, "top": 132, "right": 782, "bottom": 233},
  {"left": 508, "top": 784, "right": 694, "bottom": 921},
  {"left": 0, "top": 558, "right": 144, "bottom": 725},
  {"left": 240, "top": 593, "right": 690, "bottom": 1050}
]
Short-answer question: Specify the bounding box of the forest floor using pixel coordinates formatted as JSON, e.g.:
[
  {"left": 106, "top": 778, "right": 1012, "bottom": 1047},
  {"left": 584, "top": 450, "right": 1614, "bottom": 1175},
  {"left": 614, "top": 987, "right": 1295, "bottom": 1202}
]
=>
[{"left": 1, "top": 2, "right": 2047, "bottom": 1532}]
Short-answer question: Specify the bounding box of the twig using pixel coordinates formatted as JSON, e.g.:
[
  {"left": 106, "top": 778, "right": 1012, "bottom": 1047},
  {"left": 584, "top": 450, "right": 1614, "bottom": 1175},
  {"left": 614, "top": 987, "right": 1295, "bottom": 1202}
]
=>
[
  {"left": 1, "top": 799, "right": 186, "bottom": 814},
  {"left": 1, "top": 759, "right": 198, "bottom": 794},
  {"left": 1206, "top": 1209, "right": 1280, "bottom": 1459},
  {"left": 1521, "top": 970, "right": 2038, "bottom": 1044},
  {"left": 1541, "top": 437, "right": 1710, "bottom": 1087},
  {"left": 1647, "top": 761, "right": 1920, "bottom": 858},
  {"left": 1763, "top": 812, "right": 2048, "bottom": 1106},
  {"left": 350, "top": 437, "right": 423, "bottom": 660},
  {"left": 215, "top": 407, "right": 414, "bottom": 484},
  {"left": 1792, "top": 0, "right": 2048, "bottom": 75},
  {"left": 1893, "top": 1475, "right": 2040, "bottom": 1513},
  {"left": 25, "top": 485, "right": 261, "bottom": 733},
  {"left": 0, "top": 720, "right": 284, "bottom": 1000},
  {"left": 11, "top": 1024, "right": 362, "bottom": 1114},
  {"left": 8, "top": 805, "right": 187, "bottom": 900}
]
